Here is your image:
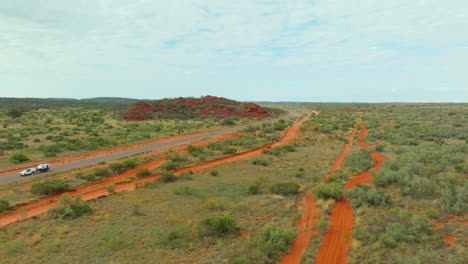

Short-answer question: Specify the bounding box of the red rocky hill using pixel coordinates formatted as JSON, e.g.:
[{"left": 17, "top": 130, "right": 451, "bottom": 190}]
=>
[{"left": 122, "top": 96, "right": 273, "bottom": 121}]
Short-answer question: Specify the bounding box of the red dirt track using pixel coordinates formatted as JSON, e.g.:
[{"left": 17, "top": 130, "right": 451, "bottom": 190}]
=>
[
  {"left": 315, "top": 123, "right": 387, "bottom": 264},
  {"left": 280, "top": 193, "right": 319, "bottom": 264},
  {"left": 0, "top": 116, "right": 309, "bottom": 227},
  {"left": 324, "top": 125, "right": 358, "bottom": 182},
  {"left": 281, "top": 123, "right": 358, "bottom": 264}
]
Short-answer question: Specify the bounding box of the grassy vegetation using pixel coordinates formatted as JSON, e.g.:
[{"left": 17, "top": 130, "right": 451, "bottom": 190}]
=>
[
  {"left": 347, "top": 104, "right": 467, "bottom": 264},
  {"left": 1, "top": 103, "right": 465, "bottom": 264},
  {"left": 0, "top": 108, "right": 343, "bottom": 263},
  {"left": 0, "top": 107, "right": 251, "bottom": 168}
]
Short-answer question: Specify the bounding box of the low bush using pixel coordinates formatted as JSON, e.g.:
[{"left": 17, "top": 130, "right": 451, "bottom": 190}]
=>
[
  {"left": 9, "top": 153, "right": 29, "bottom": 164},
  {"left": 0, "top": 199, "right": 10, "bottom": 213},
  {"left": 31, "top": 179, "right": 71, "bottom": 195},
  {"left": 253, "top": 223, "right": 296, "bottom": 261},
  {"left": 269, "top": 182, "right": 300, "bottom": 196},
  {"left": 345, "top": 185, "right": 391, "bottom": 208},
  {"left": 223, "top": 147, "right": 237, "bottom": 154},
  {"left": 160, "top": 171, "right": 178, "bottom": 182},
  {"left": 248, "top": 182, "right": 262, "bottom": 195},
  {"left": 252, "top": 158, "right": 268, "bottom": 166},
  {"left": 198, "top": 216, "right": 239, "bottom": 237},
  {"left": 314, "top": 182, "right": 343, "bottom": 200},
  {"left": 136, "top": 168, "right": 151, "bottom": 178},
  {"left": 179, "top": 170, "right": 194, "bottom": 180},
  {"left": 155, "top": 224, "right": 192, "bottom": 249},
  {"left": 210, "top": 170, "right": 219, "bottom": 176},
  {"left": 48, "top": 194, "right": 93, "bottom": 220},
  {"left": 106, "top": 184, "right": 115, "bottom": 193},
  {"left": 94, "top": 168, "right": 111, "bottom": 177},
  {"left": 203, "top": 199, "right": 224, "bottom": 211}
]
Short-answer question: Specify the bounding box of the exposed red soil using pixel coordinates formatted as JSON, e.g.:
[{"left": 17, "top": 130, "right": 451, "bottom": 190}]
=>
[
  {"left": 281, "top": 122, "right": 358, "bottom": 264},
  {"left": 122, "top": 96, "right": 271, "bottom": 121},
  {"left": 0, "top": 116, "right": 309, "bottom": 227},
  {"left": 315, "top": 199, "right": 354, "bottom": 264},
  {"left": 280, "top": 193, "right": 319, "bottom": 264},
  {"left": 345, "top": 151, "right": 387, "bottom": 189},
  {"left": 357, "top": 124, "right": 369, "bottom": 149},
  {"left": 443, "top": 236, "right": 456, "bottom": 244},
  {"left": 324, "top": 125, "right": 358, "bottom": 182},
  {"left": 316, "top": 124, "right": 388, "bottom": 264},
  {"left": 340, "top": 109, "right": 368, "bottom": 113}
]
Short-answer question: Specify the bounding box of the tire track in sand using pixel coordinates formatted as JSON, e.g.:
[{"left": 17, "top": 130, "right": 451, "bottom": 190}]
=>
[
  {"left": 0, "top": 116, "right": 309, "bottom": 227},
  {"left": 280, "top": 124, "right": 358, "bottom": 264},
  {"left": 315, "top": 123, "right": 387, "bottom": 264}
]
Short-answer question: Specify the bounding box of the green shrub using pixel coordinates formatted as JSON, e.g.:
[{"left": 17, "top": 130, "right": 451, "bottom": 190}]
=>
[
  {"left": 207, "top": 142, "right": 222, "bottom": 150},
  {"left": 440, "top": 181, "right": 468, "bottom": 215},
  {"left": 253, "top": 223, "right": 296, "bottom": 261},
  {"left": 210, "top": 170, "right": 219, "bottom": 176},
  {"left": 31, "top": 179, "right": 71, "bottom": 195},
  {"left": 248, "top": 183, "right": 262, "bottom": 195},
  {"left": 48, "top": 194, "right": 93, "bottom": 220},
  {"left": 345, "top": 185, "right": 391, "bottom": 208},
  {"left": 136, "top": 168, "right": 151, "bottom": 178},
  {"left": 203, "top": 199, "right": 224, "bottom": 211},
  {"left": 0, "top": 199, "right": 10, "bottom": 213},
  {"left": 269, "top": 182, "right": 300, "bottom": 196},
  {"left": 223, "top": 147, "right": 237, "bottom": 154},
  {"left": 94, "top": 168, "right": 111, "bottom": 177},
  {"left": 198, "top": 216, "right": 239, "bottom": 237},
  {"left": 160, "top": 160, "right": 180, "bottom": 171},
  {"left": 9, "top": 153, "right": 29, "bottom": 164},
  {"left": 379, "top": 215, "right": 433, "bottom": 248},
  {"left": 160, "top": 171, "right": 177, "bottom": 182},
  {"left": 108, "top": 163, "right": 126, "bottom": 174},
  {"left": 314, "top": 182, "right": 343, "bottom": 200},
  {"left": 155, "top": 224, "right": 192, "bottom": 249},
  {"left": 179, "top": 170, "right": 194, "bottom": 180},
  {"left": 106, "top": 184, "right": 115, "bottom": 193},
  {"left": 252, "top": 158, "right": 268, "bottom": 166}
]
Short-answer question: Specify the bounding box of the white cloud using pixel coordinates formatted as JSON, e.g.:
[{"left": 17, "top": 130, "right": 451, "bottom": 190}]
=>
[{"left": 0, "top": 0, "right": 467, "bottom": 101}]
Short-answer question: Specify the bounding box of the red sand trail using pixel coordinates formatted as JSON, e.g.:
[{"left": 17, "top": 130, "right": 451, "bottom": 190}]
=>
[
  {"left": 315, "top": 124, "right": 387, "bottom": 264},
  {"left": 281, "top": 123, "right": 358, "bottom": 264}
]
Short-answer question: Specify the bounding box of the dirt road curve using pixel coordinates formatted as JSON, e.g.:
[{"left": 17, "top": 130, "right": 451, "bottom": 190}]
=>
[
  {"left": 0, "top": 116, "right": 310, "bottom": 227},
  {"left": 315, "top": 123, "right": 387, "bottom": 264}
]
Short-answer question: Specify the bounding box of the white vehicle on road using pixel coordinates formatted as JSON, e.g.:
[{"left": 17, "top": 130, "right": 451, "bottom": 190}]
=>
[
  {"left": 19, "top": 168, "right": 36, "bottom": 176},
  {"left": 36, "top": 163, "right": 50, "bottom": 172}
]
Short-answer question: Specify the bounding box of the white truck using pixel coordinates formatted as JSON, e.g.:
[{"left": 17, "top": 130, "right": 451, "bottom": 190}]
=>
[
  {"left": 19, "top": 164, "right": 50, "bottom": 177},
  {"left": 36, "top": 163, "right": 50, "bottom": 172}
]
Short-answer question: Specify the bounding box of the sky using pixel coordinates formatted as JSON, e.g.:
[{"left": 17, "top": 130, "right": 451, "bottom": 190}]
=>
[{"left": 1, "top": 0, "right": 467, "bottom": 102}]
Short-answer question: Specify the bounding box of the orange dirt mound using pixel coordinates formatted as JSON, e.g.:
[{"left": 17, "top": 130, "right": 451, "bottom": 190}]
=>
[{"left": 122, "top": 95, "right": 271, "bottom": 121}]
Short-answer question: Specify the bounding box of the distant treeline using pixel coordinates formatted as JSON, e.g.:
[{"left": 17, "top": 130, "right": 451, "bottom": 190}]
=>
[{"left": 0, "top": 97, "right": 138, "bottom": 111}]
